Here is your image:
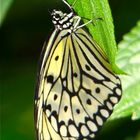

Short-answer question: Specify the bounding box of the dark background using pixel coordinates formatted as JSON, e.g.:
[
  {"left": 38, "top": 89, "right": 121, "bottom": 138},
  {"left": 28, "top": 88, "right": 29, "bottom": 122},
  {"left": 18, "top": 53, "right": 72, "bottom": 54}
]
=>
[{"left": 1, "top": 0, "right": 140, "bottom": 140}]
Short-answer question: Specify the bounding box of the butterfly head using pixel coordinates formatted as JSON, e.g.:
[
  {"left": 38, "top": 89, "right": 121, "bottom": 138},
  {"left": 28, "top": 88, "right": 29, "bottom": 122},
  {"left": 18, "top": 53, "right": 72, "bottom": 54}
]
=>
[
  {"left": 51, "top": 9, "right": 74, "bottom": 30},
  {"left": 51, "top": 10, "right": 64, "bottom": 21}
]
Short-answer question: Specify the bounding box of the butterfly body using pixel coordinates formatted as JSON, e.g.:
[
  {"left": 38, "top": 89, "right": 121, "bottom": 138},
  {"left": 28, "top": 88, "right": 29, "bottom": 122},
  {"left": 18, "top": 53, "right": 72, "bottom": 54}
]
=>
[{"left": 35, "top": 7, "right": 122, "bottom": 140}]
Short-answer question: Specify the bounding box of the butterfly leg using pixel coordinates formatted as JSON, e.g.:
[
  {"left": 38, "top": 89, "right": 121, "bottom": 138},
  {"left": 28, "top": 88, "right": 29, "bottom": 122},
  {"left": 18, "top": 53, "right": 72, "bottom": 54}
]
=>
[{"left": 74, "top": 16, "right": 93, "bottom": 30}]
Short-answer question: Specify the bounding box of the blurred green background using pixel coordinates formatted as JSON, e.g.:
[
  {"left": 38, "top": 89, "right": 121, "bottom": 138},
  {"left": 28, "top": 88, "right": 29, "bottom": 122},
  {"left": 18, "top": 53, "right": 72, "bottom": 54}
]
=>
[{"left": 1, "top": 0, "right": 140, "bottom": 140}]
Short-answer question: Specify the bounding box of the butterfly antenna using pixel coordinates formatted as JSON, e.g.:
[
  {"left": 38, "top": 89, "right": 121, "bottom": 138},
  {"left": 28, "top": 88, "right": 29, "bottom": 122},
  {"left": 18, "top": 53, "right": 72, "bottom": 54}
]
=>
[
  {"left": 62, "top": 0, "right": 72, "bottom": 10},
  {"left": 71, "top": 0, "right": 78, "bottom": 7},
  {"left": 62, "top": 0, "right": 78, "bottom": 11}
]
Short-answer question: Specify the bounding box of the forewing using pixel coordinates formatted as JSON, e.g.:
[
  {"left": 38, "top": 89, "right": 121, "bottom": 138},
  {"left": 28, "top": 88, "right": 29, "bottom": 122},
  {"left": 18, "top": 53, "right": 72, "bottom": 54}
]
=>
[{"left": 35, "top": 29, "right": 71, "bottom": 140}]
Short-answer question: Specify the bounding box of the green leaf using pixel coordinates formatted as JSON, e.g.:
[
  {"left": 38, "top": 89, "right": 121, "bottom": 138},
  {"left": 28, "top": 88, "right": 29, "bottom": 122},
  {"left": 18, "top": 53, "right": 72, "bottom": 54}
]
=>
[
  {"left": 67, "top": 0, "right": 123, "bottom": 73},
  {"left": 0, "top": 0, "right": 14, "bottom": 26},
  {"left": 110, "top": 21, "right": 140, "bottom": 120}
]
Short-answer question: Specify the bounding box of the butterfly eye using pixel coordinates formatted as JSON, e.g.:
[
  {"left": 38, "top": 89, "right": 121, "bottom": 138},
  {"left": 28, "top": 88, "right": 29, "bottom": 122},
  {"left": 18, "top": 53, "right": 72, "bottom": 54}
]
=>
[{"left": 55, "top": 13, "right": 60, "bottom": 19}]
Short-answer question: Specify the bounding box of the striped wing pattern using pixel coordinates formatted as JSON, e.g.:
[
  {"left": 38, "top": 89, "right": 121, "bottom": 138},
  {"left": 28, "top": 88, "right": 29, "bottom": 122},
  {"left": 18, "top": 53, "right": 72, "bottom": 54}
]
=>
[{"left": 35, "top": 28, "right": 122, "bottom": 140}]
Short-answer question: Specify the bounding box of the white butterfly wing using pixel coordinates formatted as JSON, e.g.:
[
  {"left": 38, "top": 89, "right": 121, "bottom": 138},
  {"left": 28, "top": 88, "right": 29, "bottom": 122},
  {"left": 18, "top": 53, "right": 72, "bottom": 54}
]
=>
[{"left": 35, "top": 27, "right": 122, "bottom": 140}]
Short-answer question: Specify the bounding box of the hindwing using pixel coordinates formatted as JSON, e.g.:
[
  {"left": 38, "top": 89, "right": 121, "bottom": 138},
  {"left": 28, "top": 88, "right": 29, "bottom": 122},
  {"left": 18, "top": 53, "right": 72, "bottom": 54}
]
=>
[{"left": 35, "top": 28, "right": 122, "bottom": 140}]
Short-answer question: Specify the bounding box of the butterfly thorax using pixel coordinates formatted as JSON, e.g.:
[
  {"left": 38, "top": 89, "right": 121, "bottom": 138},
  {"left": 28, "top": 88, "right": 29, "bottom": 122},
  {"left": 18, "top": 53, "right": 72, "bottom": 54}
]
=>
[{"left": 51, "top": 10, "right": 77, "bottom": 32}]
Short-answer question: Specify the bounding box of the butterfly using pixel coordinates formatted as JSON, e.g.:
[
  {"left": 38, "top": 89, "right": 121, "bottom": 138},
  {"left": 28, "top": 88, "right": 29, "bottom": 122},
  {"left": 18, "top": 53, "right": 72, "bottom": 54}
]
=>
[{"left": 34, "top": 0, "right": 122, "bottom": 139}]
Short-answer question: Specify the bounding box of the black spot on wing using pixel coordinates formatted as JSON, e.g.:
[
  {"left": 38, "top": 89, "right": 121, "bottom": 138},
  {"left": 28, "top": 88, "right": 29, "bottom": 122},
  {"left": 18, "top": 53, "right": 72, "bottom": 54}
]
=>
[
  {"left": 95, "top": 87, "right": 100, "bottom": 94},
  {"left": 54, "top": 94, "right": 58, "bottom": 100},
  {"left": 85, "top": 64, "right": 91, "bottom": 71},
  {"left": 55, "top": 55, "right": 59, "bottom": 61},
  {"left": 86, "top": 99, "right": 92, "bottom": 105},
  {"left": 44, "top": 104, "right": 52, "bottom": 112},
  {"left": 47, "top": 75, "right": 54, "bottom": 83},
  {"left": 73, "top": 72, "right": 78, "bottom": 77},
  {"left": 64, "top": 106, "right": 68, "bottom": 112},
  {"left": 76, "top": 109, "right": 80, "bottom": 114}
]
